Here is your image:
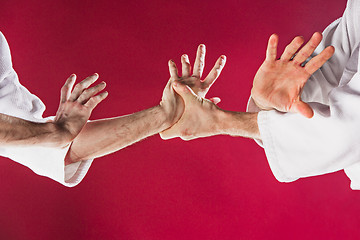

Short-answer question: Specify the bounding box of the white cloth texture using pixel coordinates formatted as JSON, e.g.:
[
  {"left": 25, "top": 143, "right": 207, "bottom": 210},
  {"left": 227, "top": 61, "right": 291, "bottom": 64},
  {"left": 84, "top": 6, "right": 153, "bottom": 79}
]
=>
[
  {"left": 0, "top": 31, "right": 93, "bottom": 187},
  {"left": 247, "top": 0, "right": 360, "bottom": 189}
]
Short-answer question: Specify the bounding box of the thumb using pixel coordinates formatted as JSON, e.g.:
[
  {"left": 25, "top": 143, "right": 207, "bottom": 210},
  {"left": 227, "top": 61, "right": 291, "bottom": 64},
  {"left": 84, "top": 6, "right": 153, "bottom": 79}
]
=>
[
  {"left": 291, "top": 100, "right": 314, "bottom": 118},
  {"left": 172, "top": 82, "right": 196, "bottom": 103}
]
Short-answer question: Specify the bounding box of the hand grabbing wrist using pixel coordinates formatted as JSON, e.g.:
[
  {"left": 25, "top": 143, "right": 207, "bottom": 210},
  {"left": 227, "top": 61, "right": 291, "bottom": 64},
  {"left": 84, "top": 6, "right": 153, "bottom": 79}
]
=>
[
  {"left": 156, "top": 103, "right": 180, "bottom": 130},
  {"left": 160, "top": 45, "right": 226, "bottom": 140},
  {"left": 47, "top": 121, "right": 74, "bottom": 148}
]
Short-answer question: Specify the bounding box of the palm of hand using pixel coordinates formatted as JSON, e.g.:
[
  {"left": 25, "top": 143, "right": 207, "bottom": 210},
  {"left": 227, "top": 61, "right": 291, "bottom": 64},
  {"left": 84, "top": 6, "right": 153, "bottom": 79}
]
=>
[
  {"left": 251, "top": 33, "right": 334, "bottom": 118},
  {"left": 252, "top": 60, "right": 310, "bottom": 112},
  {"left": 177, "top": 75, "right": 209, "bottom": 98}
]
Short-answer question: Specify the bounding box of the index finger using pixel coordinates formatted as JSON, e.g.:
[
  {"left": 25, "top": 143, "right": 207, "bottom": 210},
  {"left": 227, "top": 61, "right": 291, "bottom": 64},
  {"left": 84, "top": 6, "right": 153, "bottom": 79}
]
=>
[{"left": 168, "top": 60, "right": 179, "bottom": 79}]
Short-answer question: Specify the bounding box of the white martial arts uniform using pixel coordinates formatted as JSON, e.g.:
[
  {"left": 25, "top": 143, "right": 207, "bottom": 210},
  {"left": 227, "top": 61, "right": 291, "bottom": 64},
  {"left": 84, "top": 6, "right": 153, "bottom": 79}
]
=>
[
  {"left": 0, "top": 32, "right": 92, "bottom": 187},
  {"left": 248, "top": 0, "right": 360, "bottom": 190}
]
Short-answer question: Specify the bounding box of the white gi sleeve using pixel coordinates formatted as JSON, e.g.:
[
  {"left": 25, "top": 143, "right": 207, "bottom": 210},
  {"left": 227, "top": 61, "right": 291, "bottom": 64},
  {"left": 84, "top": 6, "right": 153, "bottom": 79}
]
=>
[
  {"left": 258, "top": 68, "right": 360, "bottom": 184},
  {"left": 248, "top": 0, "right": 360, "bottom": 189},
  {"left": 0, "top": 31, "right": 93, "bottom": 187}
]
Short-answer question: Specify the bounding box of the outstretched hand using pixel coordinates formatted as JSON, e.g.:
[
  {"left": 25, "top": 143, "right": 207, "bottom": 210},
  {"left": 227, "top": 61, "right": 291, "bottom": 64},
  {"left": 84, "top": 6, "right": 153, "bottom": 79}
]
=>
[
  {"left": 160, "top": 44, "right": 226, "bottom": 139},
  {"left": 170, "top": 44, "right": 226, "bottom": 102},
  {"left": 54, "top": 73, "right": 108, "bottom": 147},
  {"left": 251, "top": 32, "right": 335, "bottom": 118}
]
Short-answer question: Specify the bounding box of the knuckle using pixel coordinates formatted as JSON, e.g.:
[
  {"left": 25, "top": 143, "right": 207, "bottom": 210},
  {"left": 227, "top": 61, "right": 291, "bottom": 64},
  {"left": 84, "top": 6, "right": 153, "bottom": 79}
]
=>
[
  {"left": 292, "top": 59, "right": 300, "bottom": 65},
  {"left": 79, "top": 80, "right": 90, "bottom": 88},
  {"left": 94, "top": 95, "right": 102, "bottom": 101},
  {"left": 300, "top": 51, "right": 308, "bottom": 58},
  {"left": 73, "top": 84, "right": 82, "bottom": 91},
  {"left": 88, "top": 98, "right": 96, "bottom": 104}
]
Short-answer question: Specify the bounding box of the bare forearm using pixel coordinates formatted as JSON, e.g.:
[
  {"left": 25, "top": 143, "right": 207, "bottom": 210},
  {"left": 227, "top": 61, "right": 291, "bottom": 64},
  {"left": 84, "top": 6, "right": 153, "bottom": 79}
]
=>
[
  {"left": 0, "top": 113, "right": 64, "bottom": 147},
  {"left": 67, "top": 105, "right": 170, "bottom": 163},
  {"left": 216, "top": 110, "right": 260, "bottom": 139}
]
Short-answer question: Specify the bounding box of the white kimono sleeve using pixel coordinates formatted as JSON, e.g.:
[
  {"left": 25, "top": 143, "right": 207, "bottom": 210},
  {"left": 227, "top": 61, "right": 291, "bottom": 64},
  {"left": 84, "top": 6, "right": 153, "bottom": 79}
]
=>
[
  {"left": 247, "top": 0, "right": 360, "bottom": 189},
  {"left": 0, "top": 31, "right": 93, "bottom": 187},
  {"left": 257, "top": 69, "right": 360, "bottom": 184}
]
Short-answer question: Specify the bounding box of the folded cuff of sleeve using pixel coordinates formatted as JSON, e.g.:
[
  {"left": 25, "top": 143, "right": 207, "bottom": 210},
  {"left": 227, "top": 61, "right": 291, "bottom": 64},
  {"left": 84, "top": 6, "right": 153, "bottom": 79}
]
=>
[
  {"left": 64, "top": 158, "right": 93, "bottom": 187},
  {"left": 257, "top": 111, "right": 299, "bottom": 183},
  {"left": 344, "top": 163, "right": 360, "bottom": 190},
  {"left": 246, "top": 97, "right": 264, "bottom": 146},
  {"left": 3, "top": 145, "right": 93, "bottom": 187},
  {"left": 246, "top": 97, "right": 296, "bottom": 182}
]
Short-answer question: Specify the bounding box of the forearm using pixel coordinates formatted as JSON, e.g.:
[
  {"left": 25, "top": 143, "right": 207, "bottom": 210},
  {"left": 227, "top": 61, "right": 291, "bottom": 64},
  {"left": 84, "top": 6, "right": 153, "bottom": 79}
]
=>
[
  {"left": 216, "top": 110, "right": 260, "bottom": 139},
  {"left": 0, "top": 113, "right": 64, "bottom": 147},
  {"left": 67, "top": 105, "right": 170, "bottom": 163}
]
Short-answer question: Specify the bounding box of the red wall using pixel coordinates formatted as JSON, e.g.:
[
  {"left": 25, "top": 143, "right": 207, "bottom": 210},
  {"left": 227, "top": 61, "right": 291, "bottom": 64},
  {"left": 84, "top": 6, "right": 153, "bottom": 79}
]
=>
[{"left": 0, "top": 0, "right": 357, "bottom": 239}]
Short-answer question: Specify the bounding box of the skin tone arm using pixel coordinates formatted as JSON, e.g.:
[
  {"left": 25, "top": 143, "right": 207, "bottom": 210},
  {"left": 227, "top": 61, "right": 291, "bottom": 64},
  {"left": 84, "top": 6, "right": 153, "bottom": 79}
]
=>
[
  {"left": 161, "top": 81, "right": 260, "bottom": 140},
  {"left": 65, "top": 45, "right": 226, "bottom": 164},
  {"left": 65, "top": 79, "right": 183, "bottom": 164},
  {"left": 0, "top": 73, "right": 107, "bottom": 148}
]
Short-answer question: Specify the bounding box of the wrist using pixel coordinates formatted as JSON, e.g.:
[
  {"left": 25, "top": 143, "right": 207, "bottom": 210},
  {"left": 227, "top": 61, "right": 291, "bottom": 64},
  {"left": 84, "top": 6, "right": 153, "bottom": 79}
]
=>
[
  {"left": 157, "top": 104, "right": 181, "bottom": 130},
  {"left": 147, "top": 105, "right": 174, "bottom": 132},
  {"left": 48, "top": 122, "right": 72, "bottom": 148},
  {"left": 217, "top": 110, "right": 260, "bottom": 139},
  {"left": 212, "top": 107, "right": 229, "bottom": 135},
  {"left": 251, "top": 88, "right": 273, "bottom": 111}
]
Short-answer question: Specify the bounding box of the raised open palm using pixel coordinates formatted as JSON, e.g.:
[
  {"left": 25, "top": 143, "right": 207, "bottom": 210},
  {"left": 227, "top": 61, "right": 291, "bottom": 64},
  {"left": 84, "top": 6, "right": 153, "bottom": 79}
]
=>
[{"left": 251, "top": 32, "right": 335, "bottom": 118}]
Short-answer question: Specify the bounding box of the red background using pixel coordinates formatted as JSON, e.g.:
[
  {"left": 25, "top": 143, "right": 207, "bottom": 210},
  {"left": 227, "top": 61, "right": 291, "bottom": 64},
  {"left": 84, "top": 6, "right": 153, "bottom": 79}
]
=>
[{"left": 0, "top": 0, "right": 358, "bottom": 239}]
